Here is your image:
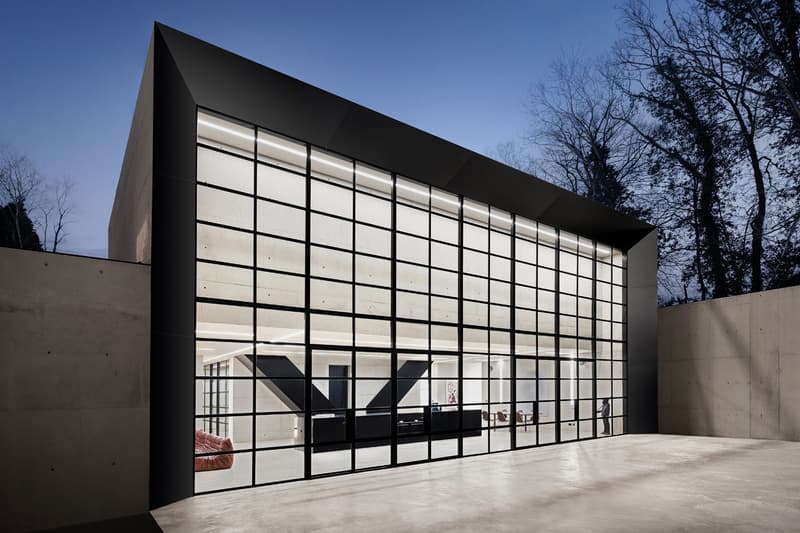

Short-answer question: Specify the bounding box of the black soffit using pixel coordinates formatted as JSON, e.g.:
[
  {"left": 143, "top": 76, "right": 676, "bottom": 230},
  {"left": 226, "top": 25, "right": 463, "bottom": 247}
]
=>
[{"left": 154, "top": 22, "right": 654, "bottom": 250}]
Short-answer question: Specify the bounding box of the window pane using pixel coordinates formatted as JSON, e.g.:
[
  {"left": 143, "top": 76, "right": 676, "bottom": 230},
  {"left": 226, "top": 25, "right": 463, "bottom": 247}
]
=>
[
  {"left": 429, "top": 268, "right": 457, "bottom": 297},
  {"left": 396, "top": 177, "right": 429, "bottom": 208},
  {"left": 198, "top": 224, "right": 253, "bottom": 266},
  {"left": 356, "top": 318, "right": 391, "bottom": 348},
  {"left": 355, "top": 285, "right": 391, "bottom": 316},
  {"left": 258, "top": 236, "right": 304, "bottom": 274},
  {"left": 516, "top": 238, "right": 536, "bottom": 264},
  {"left": 397, "top": 204, "right": 429, "bottom": 236},
  {"left": 312, "top": 179, "right": 352, "bottom": 219},
  {"left": 198, "top": 146, "right": 253, "bottom": 193},
  {"left": 258, "top": 200, "right": 304, "bottom": 240},
  {"left": 257, "top": 164, "right": 305, "bottom": 206},
  {"left": 538, "top": 245, "right": 555, "bottom": 268},
  {"left": 257, "top": 309, "right": 304, "bottom": 343},
  {"left": 311, "top": 149, "right": 352, "bottom": 185},
  {"left": 397, "top": 234, "right": 428, "bottom": 265},
  {"left": 198, "top": 262, "right": 252, "bottom": 302},
  {"left": 311, "top": 213, "right": 352, "bottom": 250},
  {"left": 431, "top": 296, "right": 458, "bottom": 323},
  {"left": 310, "top": 314, "right": 351, "bottom": 346},
  {"left": 257, "top": 271, "right": 304, "bottom": 308},
  {"left": 516, "top": 262, "right": 536, "bottom": 287},
  {"left": 197, "top": 111, "right": 253, "bottom": 157},
  {"left": 397, "top": 290, "right": 429, "bottom": 321},
  {"left": 431, "top": 213, "right": 458, "bottom": 242},
  {"left": 463, "top": 249, "right": 488, "bottom": 277},
  {"left": 490, "top": 256, "right": 510, "bottom": 281},
  {"left": 490, "top": 280, "right": 510, "bottom": 305},
  {"left": 355, "top": 255, "right": 391, "bottom": 287},
  {"left": 355, "top": 192, "right": 391, "bottom": 227},
  {"left": 431, "top": 242, "right": 458, "bottom": 271},
  {"left": 397, "top": 322, "right": 428, "bottom": 350},
  {"left": 197, "top": 302, "right": 252, "bottom": 340},
  {"left": 311, "top": 279, "right": 352, "bottom": 312},
  {"left": 491, "top": 231, "right": 511, "bottom": 257},
  {"left": 464, "top": 223, "right": 488, "bottom": 251},
  {"left": 431, "top": 188, "right": 459, "bottom": 216},
  {"left": 463, "top": 274, "right": 488, "bottom": 301},
  {"left": 196, "top": 186, "right": 235, "bottom": 227},
  {"left": 397, "top": 262, "right": 428, "bottom": 292},
  {"left": 257, "top": 129, "right": 306, "bottom": 173},
  {"left": 311, "top": 246, "right": 351, "bottom": 281},
  {"left": 355, "top": 224, "right": 391, "bottom": 257},
  {"left": 355, "top": 162, "right": 392, "bottom": 197}
]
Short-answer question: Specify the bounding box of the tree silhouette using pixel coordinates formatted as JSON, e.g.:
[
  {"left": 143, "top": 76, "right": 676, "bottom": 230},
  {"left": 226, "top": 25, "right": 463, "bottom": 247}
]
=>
[{"left": 0, "top": 200, "right": 43, "bottom": 250}]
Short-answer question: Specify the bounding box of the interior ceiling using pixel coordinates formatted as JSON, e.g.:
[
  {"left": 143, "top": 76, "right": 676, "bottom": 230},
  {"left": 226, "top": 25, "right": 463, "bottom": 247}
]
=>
[{"left": 154, "top": 23, "right": 654, "bottom": 250}]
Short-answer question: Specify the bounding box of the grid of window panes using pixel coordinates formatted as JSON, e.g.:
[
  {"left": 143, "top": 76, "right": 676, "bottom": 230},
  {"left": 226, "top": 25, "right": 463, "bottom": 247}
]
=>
[{"left": 193, "top": 108, "right": 627, "bottom": 494}]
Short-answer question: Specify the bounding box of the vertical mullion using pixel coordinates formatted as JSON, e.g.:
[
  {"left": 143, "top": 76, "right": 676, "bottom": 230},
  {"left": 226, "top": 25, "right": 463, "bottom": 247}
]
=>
[
  {"left": 303, "top": 145, "right": 312, "bottom": 478},
  {"left": 487, "top": 219, "right": 492, "bottom": 453},
  {"left": 457, "top": 196, "right": 464, "bottom": 457},
  {"left": 535, "top": 227, "right": 540, "bottom": 447},
  {"left": 427, "top": 186, "right": 432, "bottom": 462},
  {"left": 390, "top": 173, "right": 398, "bottom": 466},
  {"left": 592, "top": 241, "right": 598, "bottom": 439},
  {"left": 251, "top": 128, "right": 257, "bottom": 487},
  {"left": 510, "top": 215, "right": 516, "bottom": 449},
  {"left": 350, "top": 160, "right": 356, "bottom": 471},
  {"left": 554, "top": 230, "right": 561, "bottom": 444},
  {"left": 624, "top": 258, "right": 628, "bottom": 434}
]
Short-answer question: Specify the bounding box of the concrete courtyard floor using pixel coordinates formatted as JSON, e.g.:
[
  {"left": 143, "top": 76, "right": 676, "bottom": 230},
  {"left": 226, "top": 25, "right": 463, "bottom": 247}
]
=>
[{"left": 152, "top": 434, "right": 800, "bottom": 532}]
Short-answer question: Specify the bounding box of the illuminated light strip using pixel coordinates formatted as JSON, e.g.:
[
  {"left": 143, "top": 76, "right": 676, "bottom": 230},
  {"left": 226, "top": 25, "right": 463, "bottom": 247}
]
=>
[
  {"left": 431, "top": 192, "right": 461, "bottom": 209},
  {"left": 356, "top": 168, "right": 392, "bottom": 187},
  {"left": 198, "top": 118, "right": 254, "bottom": 143},
  {"left": 199, "top": 118, "right": 308, "bottom": 159},
  {"left": 197, "top": 118, "right": 615, "bottom": 254},
  {"left": 259, "top": 137, "right": 306, "bottom": 159},
  {"left": 396, "top": 181, "right": 429, "bottom": 199}
]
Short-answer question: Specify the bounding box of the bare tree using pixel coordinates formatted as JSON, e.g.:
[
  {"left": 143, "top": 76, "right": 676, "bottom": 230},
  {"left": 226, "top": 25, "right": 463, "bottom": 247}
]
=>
[
  {"left": 0, "top": 145, "right": 75, "bottom": 252},
  {"left": 0, "top": 146, "right": 44, "bottom": 250},
  {"left": 40, "top": 178, "right": 75, "bottom": 252},
  {"left": 610, "top": 1, "right": 741, "bottom": 299},
  {"left": 646, "top": 4, "right": 772, "bottom": 291},
  {"left": 490, "top": 140, "right": 535, "bottom": 174},
  {"left": 704, "top": 0, "right": 800, "bottom": 144},
  {"left": 528, "top": 54, "right": 648, "bottom": 216}
]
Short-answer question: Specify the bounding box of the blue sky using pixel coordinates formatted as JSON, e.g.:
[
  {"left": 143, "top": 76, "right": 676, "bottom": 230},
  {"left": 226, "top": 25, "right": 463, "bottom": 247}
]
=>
[{"left": 0, "top": 1, "right": 631, "bottom": 257}]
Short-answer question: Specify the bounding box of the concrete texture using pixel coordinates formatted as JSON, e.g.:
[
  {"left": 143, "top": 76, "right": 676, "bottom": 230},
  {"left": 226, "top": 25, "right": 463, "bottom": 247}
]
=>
[
  {"left": 659, "top": 285, "right": 800, "bottom": 440},
  {"left": 153, "top": 434, "right": 800, "bottom": 532},
  {"left": 108, "top": 35, "right": 153, "bottom": 264},
  {"left": 0, "top": 248, "right": 151, "bottom": 532}
]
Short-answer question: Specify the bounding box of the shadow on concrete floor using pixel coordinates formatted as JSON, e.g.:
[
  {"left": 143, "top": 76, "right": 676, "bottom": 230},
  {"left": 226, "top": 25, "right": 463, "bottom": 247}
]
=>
[{"left": 39, "top": 513, "right": 161, "bottom": 533}]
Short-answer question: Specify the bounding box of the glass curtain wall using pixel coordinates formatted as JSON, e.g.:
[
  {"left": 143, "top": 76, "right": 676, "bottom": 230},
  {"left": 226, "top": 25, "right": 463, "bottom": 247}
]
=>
[{"left": 193, "top": 109, "right": 628, "bottom": 493}]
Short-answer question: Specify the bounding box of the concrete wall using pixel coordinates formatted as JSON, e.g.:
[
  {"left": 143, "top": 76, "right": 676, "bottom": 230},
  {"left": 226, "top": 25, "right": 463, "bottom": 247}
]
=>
[
  {"left": 659, "top": 285, "right": 800, "bottom": 440},
  {"left": 0, "top": 248, "right": 151, "bottom": 532},
  {"left": 108, "top": 35, "right": 153, "bottom": 264}
]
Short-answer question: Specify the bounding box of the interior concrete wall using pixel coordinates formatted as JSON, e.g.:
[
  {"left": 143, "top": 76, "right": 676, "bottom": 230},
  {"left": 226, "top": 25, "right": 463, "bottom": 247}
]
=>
[
  {"left": 0, "top": 248, "right": 151, "bottom": 532},
  {"left": 659, "top": 284, "right": 800, "bottom": 440}
]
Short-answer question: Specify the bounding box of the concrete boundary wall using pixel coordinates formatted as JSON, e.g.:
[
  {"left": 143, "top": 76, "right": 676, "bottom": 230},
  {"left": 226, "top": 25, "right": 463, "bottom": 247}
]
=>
[
  {"left": 0, "top": 248, "right": 151, "bottom": 532},
  {"left": 658, "top": 285, "right": 800, "bottom": 440}
]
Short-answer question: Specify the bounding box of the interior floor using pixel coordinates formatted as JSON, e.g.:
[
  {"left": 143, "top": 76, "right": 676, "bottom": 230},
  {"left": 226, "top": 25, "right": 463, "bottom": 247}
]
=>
[{"left": 156, "top": 434, "right": 800, "bottom": 532}]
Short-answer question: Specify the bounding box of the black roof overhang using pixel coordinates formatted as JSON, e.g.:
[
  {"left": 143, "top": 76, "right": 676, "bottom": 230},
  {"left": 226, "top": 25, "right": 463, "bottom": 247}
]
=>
[{"left": 154, "top": 22, "right": 654, "bottom": 250}]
